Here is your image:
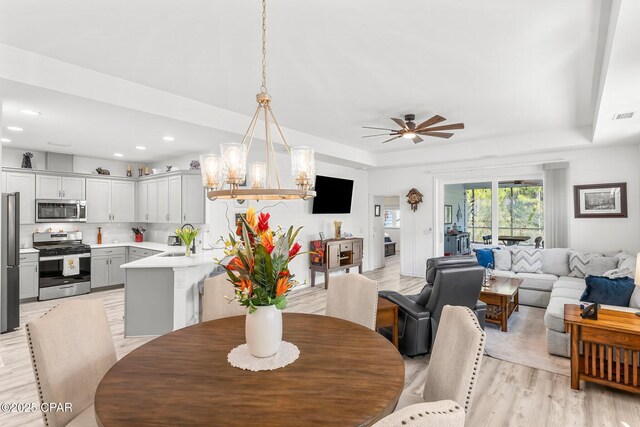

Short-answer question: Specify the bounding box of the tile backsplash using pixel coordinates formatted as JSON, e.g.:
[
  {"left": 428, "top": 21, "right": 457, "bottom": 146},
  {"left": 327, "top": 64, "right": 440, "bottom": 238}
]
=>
[{"left": 20, "top": 222, "right": 209, "bottom": 248}]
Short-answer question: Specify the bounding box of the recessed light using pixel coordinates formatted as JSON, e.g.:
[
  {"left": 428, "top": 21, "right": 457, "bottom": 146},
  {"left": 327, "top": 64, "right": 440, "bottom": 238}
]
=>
[
  {"left": 7, "top": 126, "right": 23, "bottom": 132},
  {"left": 114, "top": 153, "right": 124, "bottom": 157},
  {"left": 21, "top": 109, "right": 41, "bottom": 116},
  {"left": 163, "top": 136, "right": 175, "bottom": 141},
  {"left": 135, "top": 146, "right": 147, "bottom": 150},
  {"left": 1, "top": 138, "right": 11, "bottom": 143}
]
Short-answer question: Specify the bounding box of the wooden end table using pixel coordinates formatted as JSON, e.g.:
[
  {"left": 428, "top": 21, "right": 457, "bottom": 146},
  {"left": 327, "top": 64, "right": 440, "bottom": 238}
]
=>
[
  {"left": 564, "top": 304, "right": 640, "bottom": 393},
  {"left": 376, "top": 296, "right": 399, "bottom": 348},
  {"left": 479, "top": 276, "right": 522, "bottom": 332}
]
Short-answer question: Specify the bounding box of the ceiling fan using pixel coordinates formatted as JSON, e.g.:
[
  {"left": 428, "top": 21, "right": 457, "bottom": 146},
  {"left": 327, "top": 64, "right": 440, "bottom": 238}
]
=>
[{"left": 362, "top": 114, "right": 464, "bottom": 144}]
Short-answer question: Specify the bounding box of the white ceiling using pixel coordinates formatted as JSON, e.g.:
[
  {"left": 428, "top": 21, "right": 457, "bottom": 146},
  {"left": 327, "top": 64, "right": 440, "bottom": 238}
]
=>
[{"left": 0, "top": 0, "right": 637, "bottom": 167}]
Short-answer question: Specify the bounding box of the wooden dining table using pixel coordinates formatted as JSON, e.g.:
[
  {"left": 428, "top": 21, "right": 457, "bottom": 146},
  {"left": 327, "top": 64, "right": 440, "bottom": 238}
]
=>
[{"left": 95, "top": 313, "right": 405, "bottom": 426}]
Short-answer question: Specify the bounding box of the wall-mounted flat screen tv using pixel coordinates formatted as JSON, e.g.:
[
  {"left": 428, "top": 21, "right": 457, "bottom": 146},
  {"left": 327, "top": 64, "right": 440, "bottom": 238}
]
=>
[{"left": 312, "top": 175, "right": 354, "bottom": 214}]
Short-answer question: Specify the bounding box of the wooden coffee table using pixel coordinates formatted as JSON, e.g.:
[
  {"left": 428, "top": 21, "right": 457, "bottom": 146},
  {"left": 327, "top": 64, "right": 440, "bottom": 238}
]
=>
[
  {"left": 564, "top": 304, "right": 640, "bottom": 393},
  {"left": 479, "top": 276, "right": 522, "bottom": 332},
  {"left": 376, "top": 296, "right": 398, "bottom": 348}
]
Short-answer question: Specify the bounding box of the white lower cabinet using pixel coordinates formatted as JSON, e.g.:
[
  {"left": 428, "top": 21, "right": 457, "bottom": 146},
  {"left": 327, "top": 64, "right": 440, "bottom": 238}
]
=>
[
  {"left": 91, "top": 247, "right": 126, "bottom": 288},
  {"left": 128, "top": 247, "right": 161, "bottom": 263},
  {"left": 19, "top": 253, "right": 39, "bottom": 300}
]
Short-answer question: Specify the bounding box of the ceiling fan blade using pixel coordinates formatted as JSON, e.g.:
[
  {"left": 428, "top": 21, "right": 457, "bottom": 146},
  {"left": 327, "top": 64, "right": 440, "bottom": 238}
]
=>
[
  {"left": 412, "top": 135, "right": 424, "bottom": 144},
  {"left": 361, "top": 133, "right": 393, "bottom": 138},
  {"left": 419, "top": 131, "right": 454, "bottom": 139},
  {"left": 391, "top": 118, "right": 407, "bottom": 129},
  {"left": 362, "top": 126, "right": 397, "bottom": 131},
  {"left": 381, "top": 136, "right": 401, "bottom": 144},
  {"left": 421, "top": 123, "right": 465, "bottom": 132},
  {"left": 415, "top": 115, "right": 446, "bottom": 130}
]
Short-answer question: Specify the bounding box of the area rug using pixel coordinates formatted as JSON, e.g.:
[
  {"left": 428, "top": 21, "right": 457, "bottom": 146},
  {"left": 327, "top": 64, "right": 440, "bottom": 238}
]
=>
[{"left": 484, "top": 305, "right": 570, "bottom": 376}]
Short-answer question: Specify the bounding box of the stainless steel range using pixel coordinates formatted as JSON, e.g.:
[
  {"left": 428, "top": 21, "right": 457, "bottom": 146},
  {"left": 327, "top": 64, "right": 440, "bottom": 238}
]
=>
[{"left": 33, "top": 232, "right": 91, "bottom": 301}]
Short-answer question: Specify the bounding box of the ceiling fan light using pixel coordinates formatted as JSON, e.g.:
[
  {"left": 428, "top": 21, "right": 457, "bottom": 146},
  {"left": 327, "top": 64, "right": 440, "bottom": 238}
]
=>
[{"left": 403, "top": 132, "right": 416, "bottom": 139}]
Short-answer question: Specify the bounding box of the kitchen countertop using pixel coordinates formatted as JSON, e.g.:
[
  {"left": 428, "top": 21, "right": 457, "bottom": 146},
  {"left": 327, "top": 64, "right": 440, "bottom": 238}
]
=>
[
  {"left": 120, "top": 249, "right": 219, "bottom": 269},
  {"left": 20, "top": 248, "right": 39, "bottom": 254},
  {"left": 90, "top": 242, "right": 182, "bottom": 252}
]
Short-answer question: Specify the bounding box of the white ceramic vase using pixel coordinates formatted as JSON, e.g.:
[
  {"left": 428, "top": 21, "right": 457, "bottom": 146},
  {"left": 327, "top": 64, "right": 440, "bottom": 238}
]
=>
[{"left": 245, "top": 305, "right": 282, "bottom": 357}]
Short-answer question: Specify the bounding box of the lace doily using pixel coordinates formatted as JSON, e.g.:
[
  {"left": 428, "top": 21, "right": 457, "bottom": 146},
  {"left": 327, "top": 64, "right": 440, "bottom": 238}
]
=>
[{"left": 227, "top": 341, "right": 300, "bottom": 371}]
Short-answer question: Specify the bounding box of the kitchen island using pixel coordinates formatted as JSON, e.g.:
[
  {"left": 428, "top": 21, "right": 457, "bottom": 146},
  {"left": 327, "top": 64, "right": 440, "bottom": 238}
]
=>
[{"left": 120, "top": 248, "right": 220, "bottom": 337}]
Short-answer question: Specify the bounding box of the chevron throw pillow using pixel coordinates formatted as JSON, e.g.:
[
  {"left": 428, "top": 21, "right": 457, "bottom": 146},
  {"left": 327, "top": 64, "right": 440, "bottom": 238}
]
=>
[
  {"left": 511, "top": 249, "right": 542, "bottom": 273},
  {"left": 568, "top": 250, "right": 603, "bottom": 278}
]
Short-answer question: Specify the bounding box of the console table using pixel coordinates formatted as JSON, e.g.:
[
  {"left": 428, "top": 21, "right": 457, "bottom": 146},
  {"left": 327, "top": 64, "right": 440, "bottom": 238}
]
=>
[{"left": 309, "top": 237, "right": 363, "bottom": 288}]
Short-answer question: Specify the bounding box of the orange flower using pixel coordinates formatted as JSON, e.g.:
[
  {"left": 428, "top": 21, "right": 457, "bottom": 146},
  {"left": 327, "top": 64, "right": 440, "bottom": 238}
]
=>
[
  {"left": 276, "top": 276, "right": 292, "bottom": 297},
  {"left": 246, "top": 207, "right": 258, "bottom": 229},
  {"left": 262, "top": 232, "right": 275, "bottom": 254},
  {"left": 227, "top": 256, "right": 244, "bottom": 271},
  {"left": 238, "top": 278, "right": 253, "bottom": 295}
]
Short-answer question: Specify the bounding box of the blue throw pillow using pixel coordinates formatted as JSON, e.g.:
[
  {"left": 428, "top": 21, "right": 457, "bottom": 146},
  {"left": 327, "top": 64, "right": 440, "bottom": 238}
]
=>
[
  {"left": 580, "top": 276, "right": 636, "bottom": 307},
  {"left": 474, "top": 248, "right": 494, "bottom": 268}
]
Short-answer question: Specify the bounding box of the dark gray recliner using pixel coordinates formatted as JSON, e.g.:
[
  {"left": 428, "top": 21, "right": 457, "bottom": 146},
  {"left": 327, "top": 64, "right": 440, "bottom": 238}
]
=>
[{"left": 379, "top": 256, "right": 487, "bottom": 356}]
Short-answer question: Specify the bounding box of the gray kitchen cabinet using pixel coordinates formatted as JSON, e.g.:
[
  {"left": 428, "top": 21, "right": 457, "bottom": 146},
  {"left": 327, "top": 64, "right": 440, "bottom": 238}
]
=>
[
  {"left": 19, "top": 253, "right": 39, "bottom": 300},
  {"left": 5, "top": 172, "right": 36, "bottom": 224},
  {"left": 91, "top": 247, "right": 126, "bottom": 288},
  {"left": 36, "top": 174, "right": 85, "bottom": 199}
]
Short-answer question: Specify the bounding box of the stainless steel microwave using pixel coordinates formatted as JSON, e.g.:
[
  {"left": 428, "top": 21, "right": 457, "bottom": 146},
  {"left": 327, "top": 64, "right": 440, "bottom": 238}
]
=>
[{"left": 35, "top": 200, "right": 87, "bottom": 223}]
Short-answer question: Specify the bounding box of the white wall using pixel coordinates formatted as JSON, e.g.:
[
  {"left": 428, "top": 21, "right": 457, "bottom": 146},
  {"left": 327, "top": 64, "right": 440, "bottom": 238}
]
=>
[
  {"left": 369, "top": 144, "right": 640, "bottom": 277},
  {"left": 2, "top": 147, "right": 133, "bottom": 177},
  {"left": 156, "top": 149, "right": 369, "bottom": 286}
]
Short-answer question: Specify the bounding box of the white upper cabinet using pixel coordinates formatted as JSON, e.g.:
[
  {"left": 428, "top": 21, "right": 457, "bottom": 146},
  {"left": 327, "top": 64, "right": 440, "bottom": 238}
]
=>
[
  {"left": 156, "top": 177, "right": 169, "bottom": 223},
  {"left": 86, "top": 178, "right": 111, "bottom": 223},
  {"left": 147, "top": 179, "right": 159, "bottom": 223},
  {"left": 5, "top": 172, "right": 36, "bottom": 224},
  {"left": 36, "top": 175, "right": 62, "bottom": 199},
  {"left": 136, "top": 180, "right": 148, "bottom": 222},
  {"left": 182, "top": 174, "right": 205, "bottom": 224},
  {"left": 36, "top": 174, "right": 85, "bottom": 199},
  {"left": 111, "top": 181, "right": 135, "bottom": 223},
  {"left": 61, "top": 177, "right": 85, "bottom": 199},
  {"left": 168, "top": 176, "right": 182, "bottom": 224}
]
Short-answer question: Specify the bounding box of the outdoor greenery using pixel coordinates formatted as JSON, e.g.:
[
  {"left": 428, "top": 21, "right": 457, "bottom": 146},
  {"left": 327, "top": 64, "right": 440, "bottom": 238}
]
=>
[{"left": 466, "top": 185, "right": 544, "bottom": 244}]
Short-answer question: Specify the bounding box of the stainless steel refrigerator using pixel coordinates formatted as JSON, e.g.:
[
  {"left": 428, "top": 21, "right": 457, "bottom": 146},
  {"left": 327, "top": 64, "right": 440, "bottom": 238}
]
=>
[{"left": 1, "top": 192, "right": 20, "bottom": 333}]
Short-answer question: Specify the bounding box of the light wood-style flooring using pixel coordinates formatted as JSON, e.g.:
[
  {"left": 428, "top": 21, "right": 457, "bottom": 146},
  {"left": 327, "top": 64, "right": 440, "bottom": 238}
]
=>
[{"left": 1, "top": 255, "right": 638, "bottom": 426}]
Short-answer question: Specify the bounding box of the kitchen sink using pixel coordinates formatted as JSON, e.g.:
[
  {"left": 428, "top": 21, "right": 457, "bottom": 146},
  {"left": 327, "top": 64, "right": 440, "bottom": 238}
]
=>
[{"left": 159, "top": 252, "right": 186, "bottom": 257}]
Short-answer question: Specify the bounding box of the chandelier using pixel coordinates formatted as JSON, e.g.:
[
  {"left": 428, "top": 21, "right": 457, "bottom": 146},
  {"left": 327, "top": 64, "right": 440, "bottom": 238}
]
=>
[{"left": 200, "top": 0, "right": 316, "bottom": 201}]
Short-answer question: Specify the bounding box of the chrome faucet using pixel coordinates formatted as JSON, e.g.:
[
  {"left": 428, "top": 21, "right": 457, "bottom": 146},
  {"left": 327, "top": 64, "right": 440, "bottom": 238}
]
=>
[{"left": 180, "top": 223, "right": 196, "bottom": 255}]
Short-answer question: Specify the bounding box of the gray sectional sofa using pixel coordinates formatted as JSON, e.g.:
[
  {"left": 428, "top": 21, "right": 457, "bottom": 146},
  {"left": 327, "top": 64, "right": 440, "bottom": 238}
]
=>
[{"left": 473, "top": 246, "right": 639, "bottom": 358}]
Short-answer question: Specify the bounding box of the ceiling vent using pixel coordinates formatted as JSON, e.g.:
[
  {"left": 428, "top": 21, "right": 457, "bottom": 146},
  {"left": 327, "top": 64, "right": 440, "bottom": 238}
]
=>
[{"left": 612, "top": 112, "right": 634, "bottom": 120}]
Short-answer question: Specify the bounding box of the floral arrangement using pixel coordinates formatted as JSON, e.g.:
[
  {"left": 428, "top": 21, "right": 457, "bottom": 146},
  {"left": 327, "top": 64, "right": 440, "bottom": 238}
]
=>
[
  {"left": 222, "top": 207, "right": 302, "bottom": 313},
  {"left": 175, "top": 227, "right": 199, "bottom": 256}
]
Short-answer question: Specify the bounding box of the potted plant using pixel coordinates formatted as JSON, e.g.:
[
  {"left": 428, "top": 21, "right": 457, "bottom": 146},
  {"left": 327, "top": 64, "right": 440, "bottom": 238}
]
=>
[
  {"left": 175, "top": 227, "right": 199, "bottom": 256},
  {"left": 221, "top": 207, "right": 302, "bottom": 357}
]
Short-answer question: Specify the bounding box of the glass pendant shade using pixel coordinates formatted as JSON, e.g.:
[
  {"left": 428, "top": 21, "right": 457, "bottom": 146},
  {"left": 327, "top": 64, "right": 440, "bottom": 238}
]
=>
[
  {"left": 220, "top": 143, "right": 247, "bottom": 185},
  {"left": 250, "top": 162, "right": 267, "bottom": 188},
  {"left": 291, "top": 146, "right": 315, "bottom": 190},
  {"left": 199, "top": 154, "right": 223, "bottom": 189}
]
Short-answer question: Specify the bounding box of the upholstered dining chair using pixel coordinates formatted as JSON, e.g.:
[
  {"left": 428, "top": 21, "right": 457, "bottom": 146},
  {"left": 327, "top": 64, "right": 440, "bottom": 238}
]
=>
[
  {"left": 373, "top": 400, "right": 465, "bottom": 427},
  {"left": 325, "top": 273, "right": 379, "bottom": 330},
  {"left": 396, "top": 305, "right": 486, "bottom": 417},
  {"left": 25, "top": 299, "right": 117, "bottom": 427},
  {"left": 202, "top": 273, "right": 246, "bottom": 321}
]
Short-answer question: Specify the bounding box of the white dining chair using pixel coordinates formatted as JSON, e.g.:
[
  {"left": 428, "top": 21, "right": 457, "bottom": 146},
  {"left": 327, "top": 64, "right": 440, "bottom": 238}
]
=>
[
  {"left": 325, "top": 273, "right": 378, "bottom": 330},
  {"left": 202, "top": 273, "right": 246, "bottom": 321},
  {"left": 373, "top": 400, "right": 465, "bottom": 427},
  {"left": 396, "top": 305, "right": 486, "bottom": 417},
  {"left": 26, "top": 299, "right": 117, "bottom": 427}
]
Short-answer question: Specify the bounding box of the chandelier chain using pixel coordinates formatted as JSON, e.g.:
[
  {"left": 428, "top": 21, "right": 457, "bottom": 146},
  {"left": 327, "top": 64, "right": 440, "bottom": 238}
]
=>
[{"left": 260, "top": 0, "right": 268, "bottom": 94}]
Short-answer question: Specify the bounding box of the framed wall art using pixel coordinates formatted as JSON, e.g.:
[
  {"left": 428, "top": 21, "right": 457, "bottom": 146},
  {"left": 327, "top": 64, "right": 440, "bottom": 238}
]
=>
[{"left": 573, "top": 182, "right": 627, "bottom": 218}]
